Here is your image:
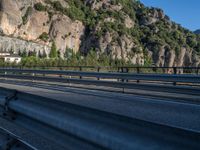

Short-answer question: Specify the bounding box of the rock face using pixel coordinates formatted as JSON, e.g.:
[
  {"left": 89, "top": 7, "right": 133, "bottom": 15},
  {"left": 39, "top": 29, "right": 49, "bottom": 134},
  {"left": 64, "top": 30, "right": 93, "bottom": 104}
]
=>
[
  {"left": 50, "top": 15, "right": 85, "bottom": 55},
  {"left": 0, "top": 0, "right": 85, "bottom": 55},
  {"left": 0, "top": 0, "right": 199, "bottom": 67},
  {"left": 85, "top": 0, "right": 122, "bottom": 11},
  {"left": 139, "top": 8, "right": 165, "bottom": 25},
  {"left": 0, "top": 0, "right": 22, "bottom": 35},
  {"left": 0, "top": 35, "right": 50, "bottom": 55},
  {"left": 17, "top": 10, "right": 50, "bottom": 41},
  {"left": 124, "top": 15, "right": 135, "bottom": 29}
]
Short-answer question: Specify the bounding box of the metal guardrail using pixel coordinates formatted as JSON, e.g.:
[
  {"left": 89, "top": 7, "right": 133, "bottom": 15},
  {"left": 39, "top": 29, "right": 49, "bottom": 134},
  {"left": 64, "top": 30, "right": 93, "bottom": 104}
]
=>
[
  {"left": 0, "top": 74, "right": 200, "bottom": 96},
  {"left": 0, "top": 68, "right": 199, "bottom": 95},
  {"left": 0, "top": 88, "right": 200, "bottom": 149},
  {"left": 0, "top": 68, "right": 200, "bottom": 149},
  {"left": 0, "top": 68, "right": 199, "bottom": 83},
  {"left": 1, "top": 66, "right": 200, "bottom": 74}
]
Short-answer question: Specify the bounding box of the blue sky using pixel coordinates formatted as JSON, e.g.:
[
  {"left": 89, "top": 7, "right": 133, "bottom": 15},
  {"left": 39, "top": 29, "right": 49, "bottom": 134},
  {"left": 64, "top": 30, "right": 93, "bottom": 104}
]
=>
[{"left": 140, "top": 0, "right": 199, "bottom": 31}]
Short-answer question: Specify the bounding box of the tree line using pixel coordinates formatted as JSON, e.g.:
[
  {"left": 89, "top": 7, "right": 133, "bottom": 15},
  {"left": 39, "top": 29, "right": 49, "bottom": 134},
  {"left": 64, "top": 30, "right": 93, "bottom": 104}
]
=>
[{"left": 1, "top": 41, "right": 148, "bottom": 68}]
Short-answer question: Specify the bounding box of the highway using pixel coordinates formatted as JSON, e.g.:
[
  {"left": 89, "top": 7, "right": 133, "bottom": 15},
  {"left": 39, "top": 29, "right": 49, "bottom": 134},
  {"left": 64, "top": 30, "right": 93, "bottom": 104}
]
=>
[{"left": 0, "top": 69, "right": 199, "bottom": 149}]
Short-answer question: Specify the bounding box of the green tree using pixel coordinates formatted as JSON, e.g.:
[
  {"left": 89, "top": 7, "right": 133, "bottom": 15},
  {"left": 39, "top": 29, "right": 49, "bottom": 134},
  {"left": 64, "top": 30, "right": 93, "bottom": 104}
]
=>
[
  {"left": 20, "top": 49, "right": 28, "bottom": 57},
  {"left": 64, "top": 48, "right": 73, "bottom": 59},
  {"left": 38, "top": 50, "right": 43, "bottom": 58},
  {"left": 28, "top": 50, "right": 37, "bottom": 57},
  {"left": 39, "top": 32, "right": 49, "bottom": 42},
  {"left": 49, "top": 41, "right": 58, "bottom": 58},
  {"left": 34, "top": 2, "right": 46, "bottom": 11}
]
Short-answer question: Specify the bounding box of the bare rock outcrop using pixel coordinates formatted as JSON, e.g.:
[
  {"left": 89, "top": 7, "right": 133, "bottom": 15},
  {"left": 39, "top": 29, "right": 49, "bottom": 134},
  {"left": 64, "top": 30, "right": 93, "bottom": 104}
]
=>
[
  {"left": 154, "top": 46, "right": 200, "bottom": 69},
  {"left": 124, "top": 15, "right": 135, "bottom": 29},
  {"left": 140, "top": 8, "right": 165, "bottom": 25},
  {"left": 50, "top": 15, "right": 85, "bottom": 54},
  {"left": 0, "top": 0, "right": 22, "bottom": 35},
  {"left": 99, "top": 33, "right": 144, "bottom": 65},
  {"left": 0, "top": 0, "right": 85, "bottom": 56},
  {"left": 85, "top": 0, "right": 122, "bottom": 11},
  {"left": 17, "top": 10, "right": 50, "bottom": 41},
  {"left": 0, "top": 35, "right": 50, "bottom": 55}
]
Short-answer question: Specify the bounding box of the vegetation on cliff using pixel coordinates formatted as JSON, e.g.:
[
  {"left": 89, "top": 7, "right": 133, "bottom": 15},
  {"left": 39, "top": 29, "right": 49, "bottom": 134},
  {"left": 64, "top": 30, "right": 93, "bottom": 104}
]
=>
[
  {"left": 0, "top": 0, "right": 200, "bottom": 67},
  {"left": 40, "top": 0, "right": 200, "bottom": 66}
]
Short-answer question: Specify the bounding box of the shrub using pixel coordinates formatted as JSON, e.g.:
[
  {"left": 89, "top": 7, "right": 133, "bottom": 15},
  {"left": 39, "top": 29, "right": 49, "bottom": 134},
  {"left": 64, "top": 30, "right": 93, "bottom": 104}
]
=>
[
  {"left": 39, "top": 32, "right": 49, "bottom": 42},
  {"left": 34, "top": 2, "right": 46, "bottom": 11},
  {"left": 52, "top": 1, "right": 64, "bottom": 12}
]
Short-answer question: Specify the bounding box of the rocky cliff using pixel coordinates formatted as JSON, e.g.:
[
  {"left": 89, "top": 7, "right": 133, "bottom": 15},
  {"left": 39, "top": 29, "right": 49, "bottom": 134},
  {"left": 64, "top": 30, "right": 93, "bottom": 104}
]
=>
[{"left": 0, "top": 0, "right": 200, "bottom": 67}]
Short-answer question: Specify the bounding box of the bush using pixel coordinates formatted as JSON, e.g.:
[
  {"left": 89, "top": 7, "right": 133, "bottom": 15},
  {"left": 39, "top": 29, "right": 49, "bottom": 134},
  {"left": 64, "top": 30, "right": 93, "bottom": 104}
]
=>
[
  {"left": 39, "top": 32, "right": 49, "bottom": 42},
  {"left": 52, "top": 1, "right": 64, "bottom": 12},
  {"left": 34, "top": 2, "right": 46, "bottom": 11}
]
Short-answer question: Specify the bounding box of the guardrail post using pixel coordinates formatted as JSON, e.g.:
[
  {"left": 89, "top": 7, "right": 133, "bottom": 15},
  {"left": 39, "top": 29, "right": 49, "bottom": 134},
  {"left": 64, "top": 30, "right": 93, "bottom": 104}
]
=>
[
  {"left": 120, "top": 67, "right": 129, "bottom": 93},
  {"left": 120, "top": 67, "right": 125, "bottom": 93},
  {"left": 173, "top": 67, "right": 177, "bottom": 86},
  {"left": 97, "top": 67, "right": 100, "bottom": 80},
  {"left": 137, "top": 67, "right": 140, "bottom": 83},
  {"left": 2, "top": 90, "right": 18, "bottom": 120},
  {"left": 126, "top": 67, "right": 129, "bottom": 82},
  {"left": 119, "top": 67, "right": 129, "bottom": 83},
  {"left": 59, "top": 67, "right": 63, "bottom": 78},
  {"left": 121, "top": 67, "right": 123, "bottom": 82},
  {"left": 79, "top": 66, "right": 82, "bottom": 79},
  {"left": 117, "top": 67, "right": 120, "bottom": 82}
]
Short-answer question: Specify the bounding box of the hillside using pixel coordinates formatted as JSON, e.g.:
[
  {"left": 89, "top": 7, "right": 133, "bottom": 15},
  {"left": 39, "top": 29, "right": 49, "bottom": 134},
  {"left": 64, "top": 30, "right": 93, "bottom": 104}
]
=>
[
  {"left": 0, "top": 0, "right": 200, "bottom": 67},
  {"left": 194, "top": 29, "right": 200, "bottom": 34}
]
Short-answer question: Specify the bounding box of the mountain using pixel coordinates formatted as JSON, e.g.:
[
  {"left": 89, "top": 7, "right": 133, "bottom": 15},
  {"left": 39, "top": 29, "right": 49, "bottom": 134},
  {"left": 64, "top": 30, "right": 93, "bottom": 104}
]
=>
[
  {"left": 0, "top": 0, "right": 199, "bottom": 67},
  {"left": 194, "top": 29, "right": 200, "bottom": 34}
]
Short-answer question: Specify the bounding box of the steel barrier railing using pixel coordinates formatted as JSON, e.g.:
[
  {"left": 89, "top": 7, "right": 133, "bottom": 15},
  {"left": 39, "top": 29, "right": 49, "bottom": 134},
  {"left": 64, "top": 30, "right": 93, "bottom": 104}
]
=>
[
  {"left": 0, "top": 87, "right": 199, "bottom": 149},
  {"left": 0, "top": 68, "right": 199, "bottom": 83},
  {"left": 0, "top": 66, "right": 200, "bottom": 74},
  {"left": 0, "top": 68, "right": 199, "bottom": 96},
  {"left": 0, "top": 74, "right": 200, "bottom": 96}
]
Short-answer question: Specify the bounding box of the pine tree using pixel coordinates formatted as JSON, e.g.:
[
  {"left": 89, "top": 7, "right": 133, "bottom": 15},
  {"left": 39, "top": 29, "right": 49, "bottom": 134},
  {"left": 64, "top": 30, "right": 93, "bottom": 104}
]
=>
[
  {"left": 49, "top": 41, "right": 57, "bottom": 58},
  {"left": 22, "top": 49, "right": 27, "bottom": 57},
  {"left": 38, "top": 50, "right": 43, "bottom": 58},
  {"left": 28, "top": 50, "right": 36, "bottom": 57},
  {"left": 57, "top": 50, "right": 61, "bottom": 58}
]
